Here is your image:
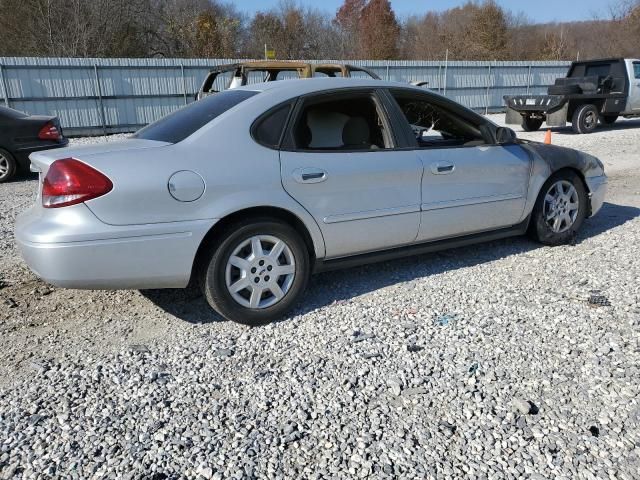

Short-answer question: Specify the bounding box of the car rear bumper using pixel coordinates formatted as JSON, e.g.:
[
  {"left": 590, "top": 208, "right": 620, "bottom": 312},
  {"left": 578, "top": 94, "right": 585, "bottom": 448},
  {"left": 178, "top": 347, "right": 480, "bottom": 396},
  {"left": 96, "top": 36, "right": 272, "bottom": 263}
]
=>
[
  {"left": 15, "top": 203, "right": 216, "bottom": 289},
  {"left": 586, "top": 175, "right": 607, "bottom": 217},
  {"left": 504, "top": 95, "right": 567, "bottom": 114}
]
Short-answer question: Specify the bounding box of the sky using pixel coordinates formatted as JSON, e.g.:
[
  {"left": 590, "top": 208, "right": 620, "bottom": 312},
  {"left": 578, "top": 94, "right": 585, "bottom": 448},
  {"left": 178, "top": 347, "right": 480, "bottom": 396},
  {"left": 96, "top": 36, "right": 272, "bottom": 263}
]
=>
[{"left": 236, "top": 0, "right": 611, "bottom": 23}]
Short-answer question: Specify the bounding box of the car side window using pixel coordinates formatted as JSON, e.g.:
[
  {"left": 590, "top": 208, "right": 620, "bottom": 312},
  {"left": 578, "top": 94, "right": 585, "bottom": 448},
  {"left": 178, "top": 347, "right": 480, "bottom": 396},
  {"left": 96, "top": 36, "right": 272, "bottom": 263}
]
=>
[
  {"left": 290, "top": 94, "right": 393, "bottom": 151},
  {"left": 634, "top": 62, "right": 640, "bottom": 80},
  {"left": 349, "top": 69, "right": 376, "bottom": 79},
  {"left": 253, "top": 103, "right": 292, "bottom": 148},
  {"left": 314, "top": 69, "right": 344, "bottom": 78},
  {"left": 390, "top": 91, "right": 487, "bottom": 148},
  {"left": 202, "top": 70, "right": 235, "bottom": 93},
  {"left": 275, "top": 70, "right": 299, "bottom": 80},
  {"left": 246, "top": 70, "right": 270, "bottom": 84}
]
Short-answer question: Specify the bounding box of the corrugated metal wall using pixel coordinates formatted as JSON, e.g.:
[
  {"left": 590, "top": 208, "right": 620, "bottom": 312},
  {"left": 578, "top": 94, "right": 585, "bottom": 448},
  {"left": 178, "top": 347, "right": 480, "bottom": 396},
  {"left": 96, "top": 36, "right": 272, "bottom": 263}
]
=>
[{"left": 0, "top": 57, "right": 572, "bottom": 136}]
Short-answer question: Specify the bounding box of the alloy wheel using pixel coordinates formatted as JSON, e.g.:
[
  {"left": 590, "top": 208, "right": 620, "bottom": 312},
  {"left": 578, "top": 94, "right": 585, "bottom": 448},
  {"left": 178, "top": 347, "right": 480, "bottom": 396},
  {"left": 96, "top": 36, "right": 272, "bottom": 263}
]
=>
[
  {"left": 543, "top": 180, "right": 580, "bottom": 233},
  {"left": 0, "top": 153, "right": 9, "bottom": 180},
  {"left": 225, "top": 235, "right": 296, "bottom": 309}
]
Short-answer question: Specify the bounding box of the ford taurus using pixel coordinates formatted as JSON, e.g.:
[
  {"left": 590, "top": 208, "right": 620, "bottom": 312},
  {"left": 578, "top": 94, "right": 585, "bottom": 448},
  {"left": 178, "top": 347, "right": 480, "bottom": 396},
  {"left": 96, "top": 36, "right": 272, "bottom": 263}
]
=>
[{"left": 15, "top": 79, "right": 608, "bottom": 325}]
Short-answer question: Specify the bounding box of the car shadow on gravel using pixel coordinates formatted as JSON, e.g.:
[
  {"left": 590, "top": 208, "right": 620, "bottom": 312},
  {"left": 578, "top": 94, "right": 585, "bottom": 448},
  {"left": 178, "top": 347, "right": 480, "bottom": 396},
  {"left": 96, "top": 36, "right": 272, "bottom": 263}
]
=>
[
  {"left": 579, "top": 202, "right": 640, "bottom": 238},
  {"left": 2, "top": 172, "right": 38, "bottom": 183},
  {"left": 142, "top": 202, "right": 639, "bottom": 324}
]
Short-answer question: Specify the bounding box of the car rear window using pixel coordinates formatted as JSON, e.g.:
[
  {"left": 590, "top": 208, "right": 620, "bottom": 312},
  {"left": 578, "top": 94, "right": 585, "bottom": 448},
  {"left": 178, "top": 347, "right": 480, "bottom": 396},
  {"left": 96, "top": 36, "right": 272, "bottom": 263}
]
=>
[
  {"left": 133, "top": 90, "right": 258, "bottom": 143},
  {"left": 0, "top": 106, "right": 28, "bottom": 119},
  {"left": 585, "top": 64, "right": 611, "bottom": 78}
]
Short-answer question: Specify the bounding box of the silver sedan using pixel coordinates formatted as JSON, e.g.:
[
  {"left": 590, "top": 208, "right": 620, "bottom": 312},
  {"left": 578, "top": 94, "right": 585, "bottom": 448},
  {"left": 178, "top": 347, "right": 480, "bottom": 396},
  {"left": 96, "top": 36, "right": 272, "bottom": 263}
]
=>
[{"left": 15, "top": 78, "right": 608, "bottom": 325}]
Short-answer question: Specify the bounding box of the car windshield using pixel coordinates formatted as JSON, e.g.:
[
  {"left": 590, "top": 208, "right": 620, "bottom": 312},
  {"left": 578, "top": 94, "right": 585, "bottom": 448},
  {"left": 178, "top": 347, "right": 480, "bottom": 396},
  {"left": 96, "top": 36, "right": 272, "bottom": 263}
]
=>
[{"left": 133, "top": 90, "right": 259, "bottom": 143}]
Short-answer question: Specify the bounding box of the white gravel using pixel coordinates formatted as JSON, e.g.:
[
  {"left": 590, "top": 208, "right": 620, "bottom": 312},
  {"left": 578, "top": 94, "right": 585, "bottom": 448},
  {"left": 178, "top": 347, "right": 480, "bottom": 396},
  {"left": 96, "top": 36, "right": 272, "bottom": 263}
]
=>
[{"left": 1, "top": 120, "right": 639, "bottom": 479}]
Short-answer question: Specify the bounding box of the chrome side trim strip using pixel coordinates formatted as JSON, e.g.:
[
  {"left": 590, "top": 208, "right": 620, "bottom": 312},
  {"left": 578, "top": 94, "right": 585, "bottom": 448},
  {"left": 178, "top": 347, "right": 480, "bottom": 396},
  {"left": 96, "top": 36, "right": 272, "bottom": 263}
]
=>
[
  {"left": 324, "top": 204, "right": 420, "bottom": 224},
  {"left": 421, "top": 193, "right": 523, "bottom": 211}
]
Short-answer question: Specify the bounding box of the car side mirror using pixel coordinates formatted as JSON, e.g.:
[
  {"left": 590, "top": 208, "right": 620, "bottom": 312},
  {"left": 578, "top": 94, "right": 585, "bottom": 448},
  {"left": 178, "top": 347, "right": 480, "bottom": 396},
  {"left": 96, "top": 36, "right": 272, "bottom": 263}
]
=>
[{"left": 495, "top": 127, "right": 517, "bottom": 145}]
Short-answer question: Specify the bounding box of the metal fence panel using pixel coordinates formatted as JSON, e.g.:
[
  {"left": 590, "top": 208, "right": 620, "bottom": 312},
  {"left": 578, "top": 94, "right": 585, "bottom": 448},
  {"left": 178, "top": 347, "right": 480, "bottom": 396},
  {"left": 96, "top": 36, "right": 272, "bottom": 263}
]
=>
[{"left": 0, "top": 57, "right": 572, "bottom": 136}]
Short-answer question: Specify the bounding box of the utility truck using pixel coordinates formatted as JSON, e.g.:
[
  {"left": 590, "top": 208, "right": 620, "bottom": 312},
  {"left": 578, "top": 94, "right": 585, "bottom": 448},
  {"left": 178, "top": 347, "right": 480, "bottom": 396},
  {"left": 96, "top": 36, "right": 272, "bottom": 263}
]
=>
[{"left": 505, "top": 58, "right": 640, "bottom": 134}]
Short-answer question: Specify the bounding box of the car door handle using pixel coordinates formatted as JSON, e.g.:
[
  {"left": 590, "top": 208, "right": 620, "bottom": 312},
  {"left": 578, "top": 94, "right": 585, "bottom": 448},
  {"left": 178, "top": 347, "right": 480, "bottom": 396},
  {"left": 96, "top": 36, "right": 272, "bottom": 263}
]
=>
[
  {"left": 431, "top": 162, "right": 455, "bottom": 175},
  {"left": 293, "top": 168, "right": 328, "bottom": 184}
]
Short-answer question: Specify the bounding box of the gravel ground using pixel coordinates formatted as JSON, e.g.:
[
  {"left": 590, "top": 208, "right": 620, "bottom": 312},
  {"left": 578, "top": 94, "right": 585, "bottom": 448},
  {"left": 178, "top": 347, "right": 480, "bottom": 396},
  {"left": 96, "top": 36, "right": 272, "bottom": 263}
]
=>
[{"left": 1, "top": 117, "right": 639, "bottom": 479}]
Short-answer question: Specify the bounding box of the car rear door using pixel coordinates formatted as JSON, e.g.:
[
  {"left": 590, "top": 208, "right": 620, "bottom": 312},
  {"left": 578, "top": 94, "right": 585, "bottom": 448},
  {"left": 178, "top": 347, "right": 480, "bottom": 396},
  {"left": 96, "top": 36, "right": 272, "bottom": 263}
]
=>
[
  {"left": 385, "top": 88, "right": 531, "bottom": 242},
  {"left": 280, "top": 89, "right": 422, "bottom": 258}
]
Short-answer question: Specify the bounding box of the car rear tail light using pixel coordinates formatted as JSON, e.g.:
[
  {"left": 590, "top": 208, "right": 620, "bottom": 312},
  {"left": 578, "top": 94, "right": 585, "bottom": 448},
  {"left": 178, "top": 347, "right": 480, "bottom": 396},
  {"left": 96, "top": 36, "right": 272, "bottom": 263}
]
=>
[
  {"left": 38, "top": 122, "right": 62, "bottom": 141},
  {"left": 42, "top": 158, "right": 113, "bottom": 208}
]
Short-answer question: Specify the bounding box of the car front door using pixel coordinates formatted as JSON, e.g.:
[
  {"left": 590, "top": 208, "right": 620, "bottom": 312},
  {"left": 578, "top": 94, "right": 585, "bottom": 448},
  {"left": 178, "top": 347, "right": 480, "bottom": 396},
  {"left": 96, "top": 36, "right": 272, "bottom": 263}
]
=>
[
  {"left": 280, "top": 90, "right": 423, "bottom": 258},
  {"left": 627, "top": 61, "right": 640, "bottom": 112},
  {"left": 386, "top": 89, "right": 531, "bottom": 242}
]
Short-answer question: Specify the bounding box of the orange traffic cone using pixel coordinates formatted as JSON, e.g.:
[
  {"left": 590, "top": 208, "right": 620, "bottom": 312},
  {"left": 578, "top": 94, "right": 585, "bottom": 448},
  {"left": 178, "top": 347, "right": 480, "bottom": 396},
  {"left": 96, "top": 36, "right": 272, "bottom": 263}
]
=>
[{"left": 544, "top": 129, "right": 552, "bottom": 144}]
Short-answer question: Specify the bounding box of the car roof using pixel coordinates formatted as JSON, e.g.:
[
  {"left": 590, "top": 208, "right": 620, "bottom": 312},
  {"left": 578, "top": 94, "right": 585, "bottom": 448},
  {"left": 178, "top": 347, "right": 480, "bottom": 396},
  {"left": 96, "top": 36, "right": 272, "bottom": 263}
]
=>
[
  {"left": 209, "top": 61, "right": 371, "bottom": 71},
  {"left": 209, "top": 61, "right": 312, "bottom": 73},
  {"left": 235, "top": 77, "right": 431, "bottom": 97},
  {"left": 0, "top": 105, "right": 28, "bottom": 119},
  {"left": 572, "top": 57, "right": 639, "bottom": 65}
]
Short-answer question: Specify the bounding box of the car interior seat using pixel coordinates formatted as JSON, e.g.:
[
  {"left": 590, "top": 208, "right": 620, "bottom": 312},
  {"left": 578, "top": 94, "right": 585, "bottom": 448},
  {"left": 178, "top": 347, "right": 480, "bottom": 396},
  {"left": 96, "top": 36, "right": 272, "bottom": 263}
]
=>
[
  {"left": 342, "top": 117, "right": 372, "bottom": 149},
  {"left": 306, "top": 110, "right": 350, "bottom": 148}
]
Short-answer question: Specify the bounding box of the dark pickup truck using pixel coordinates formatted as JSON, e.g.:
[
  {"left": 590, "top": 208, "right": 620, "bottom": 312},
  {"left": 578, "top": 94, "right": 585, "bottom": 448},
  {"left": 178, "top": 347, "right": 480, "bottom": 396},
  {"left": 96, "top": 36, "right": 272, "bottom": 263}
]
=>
[{"left": 504, "top": 58, "right": 640, "bottom": 134}]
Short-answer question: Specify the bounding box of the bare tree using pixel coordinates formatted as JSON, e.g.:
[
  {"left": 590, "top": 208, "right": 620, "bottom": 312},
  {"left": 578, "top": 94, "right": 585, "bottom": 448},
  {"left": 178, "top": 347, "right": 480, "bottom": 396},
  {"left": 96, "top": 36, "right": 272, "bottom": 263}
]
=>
[
  {"left": 469, "top": 0, "right": 508, "bottom": 60},
  {"left": 359, "top": 0, "right": 399, "bottom": 59},
  {"left": 334, "top": 0, "right": 365, "bottom": 59},
  {"left": 400, "top": 13, "right": 445, "bottom": 60},
  {"left": 0, "top": 0, "right": 638, "bottom": 60}
]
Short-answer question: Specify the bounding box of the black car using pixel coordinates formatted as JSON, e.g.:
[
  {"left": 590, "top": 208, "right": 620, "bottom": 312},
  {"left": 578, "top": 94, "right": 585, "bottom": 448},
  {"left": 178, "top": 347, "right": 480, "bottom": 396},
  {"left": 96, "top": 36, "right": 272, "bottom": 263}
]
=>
[{"left": 0, "top": 106, "right": 69, "bottom": 182}]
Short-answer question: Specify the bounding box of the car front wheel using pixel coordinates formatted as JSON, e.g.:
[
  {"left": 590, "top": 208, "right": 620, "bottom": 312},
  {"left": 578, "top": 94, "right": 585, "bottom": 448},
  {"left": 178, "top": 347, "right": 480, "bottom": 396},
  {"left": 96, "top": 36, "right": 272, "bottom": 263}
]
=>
[
  {"left": 200, "top": 219, "right": 310, "bottom": 325},
  {"left": 529, "top": 170, "right": 588, "bottom": 245}
]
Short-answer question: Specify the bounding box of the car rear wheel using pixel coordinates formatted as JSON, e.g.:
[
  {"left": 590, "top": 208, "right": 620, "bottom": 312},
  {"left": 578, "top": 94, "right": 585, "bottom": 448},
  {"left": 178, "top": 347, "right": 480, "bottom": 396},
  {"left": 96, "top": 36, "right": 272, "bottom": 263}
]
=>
[
  {"left": 521, "top": 115, "right": 543, "bottom": 132},
  {"left": 200, "top": 219, "right": 310, "bottom": 325},
  {"left": 571, "top": 104, "right": 599, "bottom": 134},
  {"left": 529, "top": 170, "right": 588, "bottom": 245},
  {"left": 0, "top": 148, "right": 17, "bottom": 183}
]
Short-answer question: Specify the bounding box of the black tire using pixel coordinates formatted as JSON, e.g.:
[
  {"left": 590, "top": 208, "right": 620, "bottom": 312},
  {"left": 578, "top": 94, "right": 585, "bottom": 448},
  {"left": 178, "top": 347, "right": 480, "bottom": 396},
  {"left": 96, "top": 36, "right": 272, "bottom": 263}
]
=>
[
  {"left": 548, "top": 84, "right": 581, "bottom": 95},
  {"left": 571, "top": 104, "right": 600, "bottom": 134},
  {"left": 200, "top": 218, "right": 310, "bottom": 326},
  {"left": 0, "top": 148, "right": 17, "bottom": 183},
  {"left": 529, "top": 170, "right": 588, "bottom": 246},
  {"left": 521, "top": 115, "right": 543, "bottom": 132},
  {"left": 601, "top": 115, "right": 618, "bottom": 125}
]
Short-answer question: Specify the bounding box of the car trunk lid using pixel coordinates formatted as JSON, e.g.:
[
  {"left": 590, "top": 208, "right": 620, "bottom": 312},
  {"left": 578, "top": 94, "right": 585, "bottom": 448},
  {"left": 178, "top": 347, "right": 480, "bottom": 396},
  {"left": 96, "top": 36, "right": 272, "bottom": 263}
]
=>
[{"left": 29, "top": 138, "right": 170, "bottom": 175}]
